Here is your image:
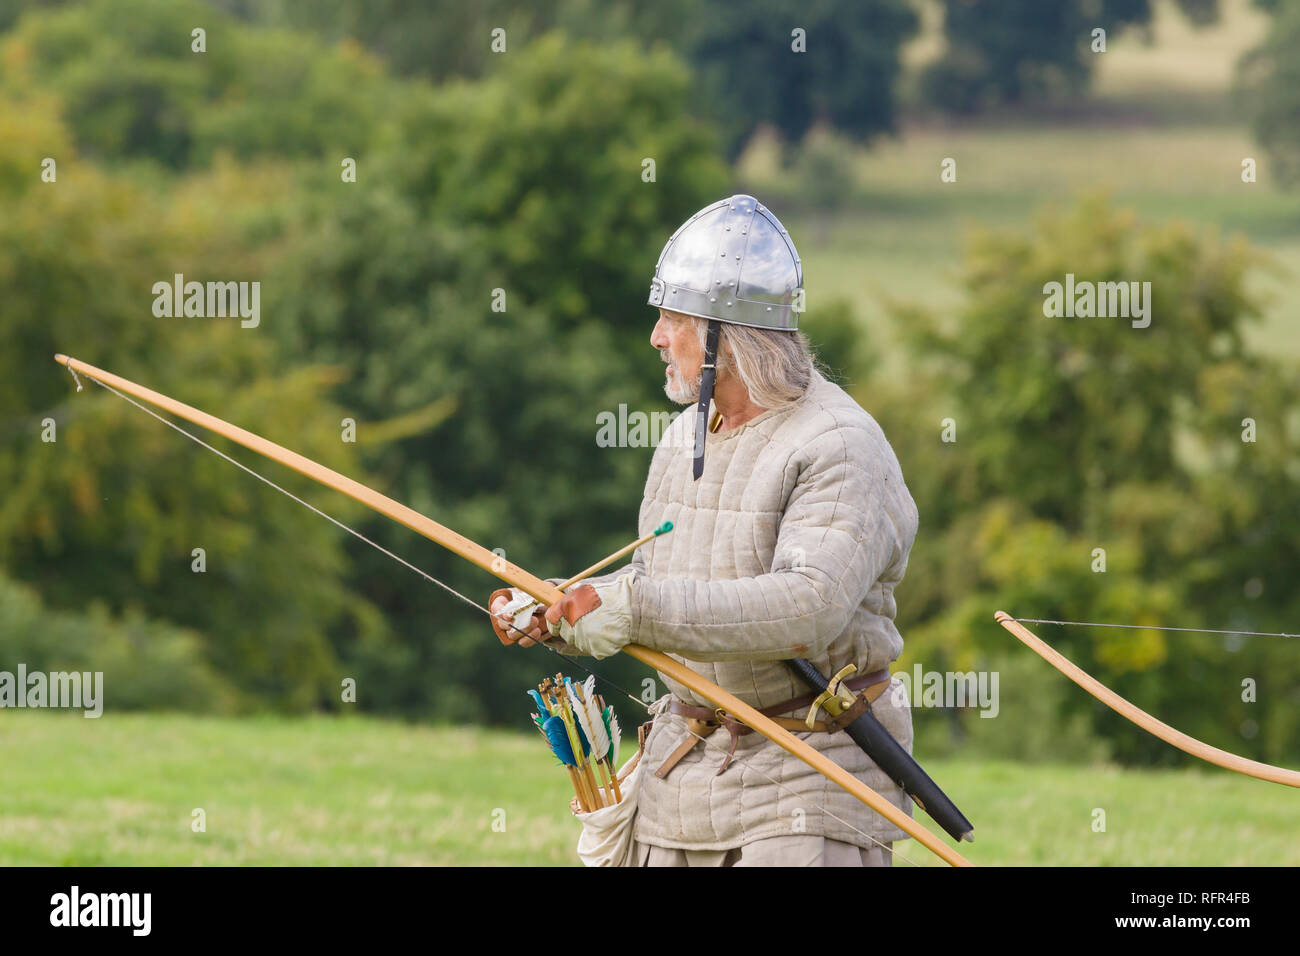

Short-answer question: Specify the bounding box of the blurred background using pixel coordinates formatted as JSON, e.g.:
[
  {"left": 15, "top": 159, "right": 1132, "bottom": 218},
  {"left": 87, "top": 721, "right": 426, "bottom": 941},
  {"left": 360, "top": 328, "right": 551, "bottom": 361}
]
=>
[{"left": 1, "top": 0, "right": 1298, "bottom": 864}]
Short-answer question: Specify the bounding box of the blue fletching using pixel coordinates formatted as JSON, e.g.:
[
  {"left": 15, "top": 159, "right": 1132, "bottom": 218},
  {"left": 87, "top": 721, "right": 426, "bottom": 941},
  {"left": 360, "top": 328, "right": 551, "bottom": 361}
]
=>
[
  {"left": 572, "top": 714, "right": 591, "bottom": 757},
  {"left": 528, "top": 689, "right": 550, "bottom": 716},
  {"left": 543, "top": 715, "right": 577, "bottom": 766}
]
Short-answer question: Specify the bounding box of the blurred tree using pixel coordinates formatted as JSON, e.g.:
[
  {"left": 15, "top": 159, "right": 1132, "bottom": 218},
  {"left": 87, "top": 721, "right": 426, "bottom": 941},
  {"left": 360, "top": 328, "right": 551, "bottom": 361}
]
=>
[
  {"left": 0, "top": 571, "right": 237, "bottom": 711},
  {"left": 208, "top": 0, "right": 694, "bottom": 83},
  {"left": 0, "top": 0, "right": 65, "bottom": 33},
  {"left": 920, "top": 0, "right": 1220, "bottom": 113},
  {"left": 875, "top": 195, "right": 1300, "bottom": 767},
  {"left": 0, "top": 100, "right": 390, "bottom": 710},
  {"left": 0, "top": 0, "right": 398, "bottom": 169},
  {"left": 684, "top": 0, "right": 917, "bottom": 156},
  {"left": 0, "top": 6, "right": 735, "bottom": 722},
  {"left": 212, "top": 0, "right": 916, "bottom": 157},
  {"left": 790, "top": 124, "right": 858, "bottom": 242},
  {"left": 1238, "top": 0, "right": 1300, "bottom": 185}
]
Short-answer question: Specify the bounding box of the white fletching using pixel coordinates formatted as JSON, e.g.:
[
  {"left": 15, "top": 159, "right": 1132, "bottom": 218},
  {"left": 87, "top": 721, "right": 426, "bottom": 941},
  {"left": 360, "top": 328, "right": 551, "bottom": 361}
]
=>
[
  {"left": 581, "top": 676, "right": 610, "bottom": 760},
  {"left": 607, "top": 711, "right": 622, "bottom": 767},
  {"left": 566, "top": 680, "right": 597, "bottom": 764}
]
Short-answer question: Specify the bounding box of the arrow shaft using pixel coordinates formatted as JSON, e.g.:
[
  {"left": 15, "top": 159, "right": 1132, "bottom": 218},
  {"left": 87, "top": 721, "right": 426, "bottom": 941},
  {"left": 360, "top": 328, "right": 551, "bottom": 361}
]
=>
[{"left": 556, "top": 530, "right": 661, "bottom": 590}]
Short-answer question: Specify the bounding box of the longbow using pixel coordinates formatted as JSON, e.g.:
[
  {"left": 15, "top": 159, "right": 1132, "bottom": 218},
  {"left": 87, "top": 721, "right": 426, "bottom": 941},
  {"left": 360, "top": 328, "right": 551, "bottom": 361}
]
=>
[
  {"left": 996, "top": 611, "right": 1300, "bottom": 788},
  {"left": 55, "top": 353, "right": 973, "bottom": 866}
]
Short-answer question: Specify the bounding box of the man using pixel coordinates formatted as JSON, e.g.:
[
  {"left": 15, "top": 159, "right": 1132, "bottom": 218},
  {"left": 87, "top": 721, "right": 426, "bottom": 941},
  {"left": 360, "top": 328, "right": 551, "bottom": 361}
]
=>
[{"left": 492, "top": 194, "right": 919, "bottom": 866}]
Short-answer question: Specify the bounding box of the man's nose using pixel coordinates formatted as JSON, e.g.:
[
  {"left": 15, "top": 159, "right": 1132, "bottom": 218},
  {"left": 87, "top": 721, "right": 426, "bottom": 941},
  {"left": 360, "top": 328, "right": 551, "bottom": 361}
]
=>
[{"left": 650, "top": 317, "right": 670, "bottom": 349}]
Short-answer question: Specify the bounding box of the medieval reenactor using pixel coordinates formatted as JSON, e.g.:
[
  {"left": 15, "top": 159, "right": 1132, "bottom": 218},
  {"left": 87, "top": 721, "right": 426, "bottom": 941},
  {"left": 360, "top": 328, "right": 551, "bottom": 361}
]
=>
[{"left": 492, "top": 195, "right": 956, "bottom": 866}]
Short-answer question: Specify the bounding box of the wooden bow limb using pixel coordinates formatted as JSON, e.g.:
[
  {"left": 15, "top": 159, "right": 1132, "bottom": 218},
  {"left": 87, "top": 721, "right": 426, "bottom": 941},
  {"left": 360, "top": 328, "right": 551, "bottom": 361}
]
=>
[
  {"left": 996, "top": 611, "right": 1300, "bottom": 788},
  {"left": 55, "top": 353, "right": 972, "bottom": 867}
]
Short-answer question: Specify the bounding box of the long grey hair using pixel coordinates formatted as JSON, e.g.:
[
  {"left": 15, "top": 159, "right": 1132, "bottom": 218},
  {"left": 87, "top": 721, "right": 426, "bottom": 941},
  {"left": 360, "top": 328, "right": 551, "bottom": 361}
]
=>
[{"left": 694, "top": 317, "right": 815, "bottom": 410}]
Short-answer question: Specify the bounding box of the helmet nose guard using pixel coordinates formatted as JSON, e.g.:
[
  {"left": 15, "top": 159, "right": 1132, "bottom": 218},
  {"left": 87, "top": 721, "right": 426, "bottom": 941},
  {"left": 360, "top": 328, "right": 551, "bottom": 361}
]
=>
[{"left": 647, "top": 194, "right": 803, "bottom": 330}]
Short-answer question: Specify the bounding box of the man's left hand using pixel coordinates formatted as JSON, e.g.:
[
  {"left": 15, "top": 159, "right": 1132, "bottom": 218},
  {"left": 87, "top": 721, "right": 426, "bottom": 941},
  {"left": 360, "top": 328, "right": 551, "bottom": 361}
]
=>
[{"left": 544, "top": 575, "right": 635, "bottom": 660}]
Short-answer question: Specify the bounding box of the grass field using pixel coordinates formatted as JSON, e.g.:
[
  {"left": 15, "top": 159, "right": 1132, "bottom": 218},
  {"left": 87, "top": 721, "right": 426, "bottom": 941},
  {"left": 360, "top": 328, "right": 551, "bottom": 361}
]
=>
[
  {"left": 740, "top": 0, "right": 1300, "bottom": 377},
  {"left": 1, "top": 712, "right": 1294, "bottom": 867}
]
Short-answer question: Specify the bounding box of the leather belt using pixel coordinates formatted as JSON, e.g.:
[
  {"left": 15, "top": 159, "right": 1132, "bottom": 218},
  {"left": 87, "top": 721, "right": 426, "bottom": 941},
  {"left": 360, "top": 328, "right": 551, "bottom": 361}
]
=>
[{"left": 654, "top": 668, "right": 892, "bottom": 778}]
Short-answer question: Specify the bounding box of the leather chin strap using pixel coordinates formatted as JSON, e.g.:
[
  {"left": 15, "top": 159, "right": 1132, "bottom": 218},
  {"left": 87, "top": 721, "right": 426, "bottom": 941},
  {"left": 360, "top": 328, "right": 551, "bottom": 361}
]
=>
[{"left": 692, "top": 319, "right": 722, "bottom": 481}]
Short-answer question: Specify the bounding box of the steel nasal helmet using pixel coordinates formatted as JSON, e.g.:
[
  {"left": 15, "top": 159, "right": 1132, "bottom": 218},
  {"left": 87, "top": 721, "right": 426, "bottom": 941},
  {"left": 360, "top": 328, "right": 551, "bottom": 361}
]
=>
[{"left": 647, "top": 194, "right": 803, "bottom": 330}]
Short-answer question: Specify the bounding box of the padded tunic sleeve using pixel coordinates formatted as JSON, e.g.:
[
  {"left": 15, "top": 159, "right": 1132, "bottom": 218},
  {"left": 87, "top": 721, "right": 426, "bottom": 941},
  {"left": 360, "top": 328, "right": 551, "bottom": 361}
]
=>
[{"left": 628, "top": 425, "right": 913, "bottom": 662}]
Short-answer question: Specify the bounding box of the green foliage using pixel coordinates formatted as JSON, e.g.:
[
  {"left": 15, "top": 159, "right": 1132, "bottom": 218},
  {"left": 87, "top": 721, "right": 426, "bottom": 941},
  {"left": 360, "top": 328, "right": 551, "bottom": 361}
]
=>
[
  {"left": 219, "top": 0, "right": 917, "bottom": 156},
  {"left": 685, "top": 0, "right": 917, "bottom": 153},
  {"left": 877, "top": 196, "right": 1300, "bottom": 768},
  {"left": 212, "top": 0, "right": 693, "bottom": 85},
  {"left": 1238, "top": 0, "right": 1300, "bottom": 185},
  {"left": 379, "top": 33, "right": 728, "bottom": 338},
  {"left": 920, "top": 0, "right": 1220, "bottom": 113},
  {"left": 0, "top": 7, "right": 730, "bottom": 720},
  {"left": 1, "top": 0, "right": 396, "bottom": 168},
  {"left": 0, "top": 572, "right": 236, "bottom": 711},
  {"left": 0, "top": 98, "right": 386, "bottom": 710},
  {"left": 0, "top": 0, "right": 65, "bottom": 34},
  {"left": 791, "top": 126, "right": 858, "bottom": 213},
  {"left": 906, "top": 196, "right": 1263, "bottom": 524}
]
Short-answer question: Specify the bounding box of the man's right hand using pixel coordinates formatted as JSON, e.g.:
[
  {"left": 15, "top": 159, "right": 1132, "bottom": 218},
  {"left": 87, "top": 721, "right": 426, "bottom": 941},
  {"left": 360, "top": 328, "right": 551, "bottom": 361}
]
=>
[{"left": 489, "top": 587, "right": 549, "bottom": 647}]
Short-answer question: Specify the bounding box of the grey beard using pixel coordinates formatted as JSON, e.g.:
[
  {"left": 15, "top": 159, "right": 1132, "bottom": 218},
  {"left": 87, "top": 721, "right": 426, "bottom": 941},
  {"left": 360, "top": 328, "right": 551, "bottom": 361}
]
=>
[{"left": 664, "top": 369, "right": 701, "bottom": 405}]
